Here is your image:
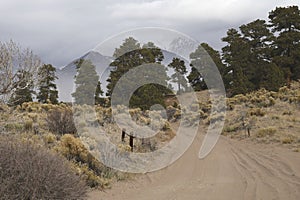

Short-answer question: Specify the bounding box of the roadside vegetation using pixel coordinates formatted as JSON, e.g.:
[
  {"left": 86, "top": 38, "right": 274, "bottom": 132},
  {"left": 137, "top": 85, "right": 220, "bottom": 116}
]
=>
[{"left": 0, "top": 5, "right": 299, "bottom": 199}]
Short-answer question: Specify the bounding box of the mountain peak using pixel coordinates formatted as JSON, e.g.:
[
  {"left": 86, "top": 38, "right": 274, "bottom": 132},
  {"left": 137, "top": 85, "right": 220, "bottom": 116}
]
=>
[{"left": 168, "top": 37, "right": 198, "bottom": 58}]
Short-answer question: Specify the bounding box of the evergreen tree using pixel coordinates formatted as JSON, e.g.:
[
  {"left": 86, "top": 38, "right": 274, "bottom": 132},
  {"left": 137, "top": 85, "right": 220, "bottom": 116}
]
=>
[
  {"left": 107, "top": 38, "right": 170, "bottom": 110},
  {"left": 37, "top": 64, "right": 59, "bottom": 104},
  {"left": 269, "top": 6, "right": 300, "bottom": 83},
  {"left": 142, "top": 42, "right": 164, "bottom": 63},
  {"left": 222, "top": 28, "right": 257, "bottom": 95},
  {"left": 168, "top": 58, "right": 187, "bottom": 94},
  {"left": 106, "top": 37, "right": 143, "bottom": 98},
  {"left": 107, "top": 39, "right": 164, "bottom": 97},
  {"left": 130, "top": 62, "right": 170, "bottom": 110},
  {"left": 240, "top": 19, "right": 285, "bottom": 91},
  {"left": 8, "top": 70, "right": 34, "bottom": 106},
  {"left": 95, "top": 81, "right": 106, "bottom": 106},
  {"left": 129, "top": 83, "right": 166, "bottom": 111},
  {"left": 188, "top": 43, "right": 228, "bottom": 92},
  {"left": 259, "top": 62, "right": 285, "bottom": 91},
  {"left": 201, "top": 43, "right": 229, "bottom": 89},
  {"left": 221, "top": 19, "right": 286, "bottom": 96},
  {"left": 187, "top": 66, "right": 205, "bottom": 91},
  {"left": 72, "top": 59, "right": 99, "bottom": 105}
]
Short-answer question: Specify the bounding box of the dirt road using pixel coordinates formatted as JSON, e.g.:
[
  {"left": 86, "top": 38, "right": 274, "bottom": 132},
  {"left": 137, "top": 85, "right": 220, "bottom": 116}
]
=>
[{"left": 88, "top": 132, "right": 300, "bottom": 200}]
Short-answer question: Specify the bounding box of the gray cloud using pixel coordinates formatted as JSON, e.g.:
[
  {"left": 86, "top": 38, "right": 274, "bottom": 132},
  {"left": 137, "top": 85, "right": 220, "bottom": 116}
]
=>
[{"left": 0, "top": 0, "right": 299, "bottom": 67}]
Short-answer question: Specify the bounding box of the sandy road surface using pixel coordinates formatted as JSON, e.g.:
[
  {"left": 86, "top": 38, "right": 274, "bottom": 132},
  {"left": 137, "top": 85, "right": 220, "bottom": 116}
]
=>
[{"left": 88, "top": 132, "right": 300, "bottom": 200}]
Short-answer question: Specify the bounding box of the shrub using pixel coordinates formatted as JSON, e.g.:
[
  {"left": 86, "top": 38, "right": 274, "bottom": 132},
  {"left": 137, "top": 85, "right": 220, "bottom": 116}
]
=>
[
  {"left": 207, "top": 112, "right": 225, "bottom": 124},
  {"left": 249, "top": 95, "right": 275, "bottom": 107},
  {"left": 271, "top": 115, "right": 280, "bottom": 120},
  {"left": 173, "top": 109, "right": 182, "bottom": 120},
  {"left": 43, "top": 133, "right": 57, "bottom": 144},
  {"left": 76, "top": 164, "right": 109, "bottom": 188},
  {"left": 95, "top": 106, "right": 113, "bottom": 125},
  {"left": 41, "top": 103, "right": 57, "bottom": 111},
  {"left": 227, "top": 102, "right": 235, "bottom": 110},
  {"left": 166, "top": 105, "right": 177, "bottom": 121},
  {"left": 173, "top": 101, "right": 178, "bottom": 108},
  {"left": 0, "top": 103, "right": 9, "bottom": 112},
  {"left": 256, "top": 127, "right": 276, "bottom": 138},
  {"left": 250, "top": 96, "right": 263, "bottom": 105},
  {"left": 288, "top": 96, "right": 300, "bottom": 104},
  {"left": 278, "top": 86, "right": 290, "bottom": 95},
  {"left": 4, "top": 123, "right": 23, "bottom": 132},
  {"left": 46, "top": 107, "right": 77, "bottom": 135},
  {"left": 162, "top": 121, "right": 171, "bottom": 131},
  {"left": 56, "top": 134, "right": 89, "bottom": 162},
  {"left": 268, "top": 97, "right": 276, "bottom": 106},
  {"left": 223, "top": 124, "right": 240, "bottom": 133},
  {"left": 20, "top": 102, "right": 41, "bottom": 113},
  {"left": 248, "top": 108, "right": 265, "bottom": 117},
  {"left": 281, "top": 135, "right": 296, "bottom": 144},
  {"left": 283, "top": 110, "right": 292, "bottom": 115},
  {"left": 56, "top": 134, "right": 111, "bottom": 188},
  {"left": 233, "top": 94, "right": 248, "bottom": 104},
  {"left": 24, "top": 119, "right": 33, "bottom": 131},
  {"left": 26, "top": 113, "right": 38, "bottom": 122},
  {"left": 0, "top": 136, "right": 87, "bottom": 199},
  {"left": 199, "top": 102, "right": 211, "bottom": 113}
]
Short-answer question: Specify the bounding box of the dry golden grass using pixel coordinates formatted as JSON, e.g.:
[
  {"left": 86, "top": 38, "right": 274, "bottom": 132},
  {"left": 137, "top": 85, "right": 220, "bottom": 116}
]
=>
[
  {"left": 222, "top": 80, "right": 300, "bottom": 151},
  {"left": 0, "top": 102, "right": 132, "bottom": 189},
  {"left": 1, "top": 80, "right": 299, "bottom": 193}
]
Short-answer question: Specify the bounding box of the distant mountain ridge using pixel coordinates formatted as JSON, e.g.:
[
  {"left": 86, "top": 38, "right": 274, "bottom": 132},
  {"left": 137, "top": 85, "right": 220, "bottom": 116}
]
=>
[{"left": 168, "top": 37, "right": 198, "bottom": 59}]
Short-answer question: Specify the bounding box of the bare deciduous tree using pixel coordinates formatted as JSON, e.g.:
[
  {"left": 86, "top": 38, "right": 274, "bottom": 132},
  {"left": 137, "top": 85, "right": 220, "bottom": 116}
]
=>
[{"left": 0, "top": 40, "right": 41, "bottom": 102}]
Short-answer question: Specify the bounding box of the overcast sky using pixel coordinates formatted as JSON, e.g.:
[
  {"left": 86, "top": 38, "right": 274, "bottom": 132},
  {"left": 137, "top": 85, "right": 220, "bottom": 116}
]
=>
[{"left": 0, "top": 0, "right": 299, "bottom": 67}]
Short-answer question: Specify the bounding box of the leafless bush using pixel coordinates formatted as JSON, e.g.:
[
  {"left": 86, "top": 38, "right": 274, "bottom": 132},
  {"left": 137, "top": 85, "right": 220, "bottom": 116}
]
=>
[
  {"left": 0, "top": 136, "right": 87, "bottom": 199},
  {"left": 46, "top": 108, "right": 77, "bottom": 135},
  {"left": 0, "top": 40, "right": 41, "bottom": 102}
]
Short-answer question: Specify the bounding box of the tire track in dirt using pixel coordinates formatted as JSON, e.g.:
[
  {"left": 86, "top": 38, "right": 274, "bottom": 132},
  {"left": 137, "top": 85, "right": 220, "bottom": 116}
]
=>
[
  {"left": 88, "top": 135, "right": 300, "bottom": 200},
  {"left": 229, "top": 144, "right": 280, "bottom": 200},
  {"left": 229, "top": 146, "right": 257, "bottom": 200},
  {"left": 227, "top": 138, "right": 300, "bottom": 200}
]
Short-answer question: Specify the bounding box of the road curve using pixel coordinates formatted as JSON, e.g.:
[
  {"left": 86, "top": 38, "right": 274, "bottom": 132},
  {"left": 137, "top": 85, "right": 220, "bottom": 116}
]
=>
[{"left": 88, "top": 131, "right": 300, "bottom": 200}]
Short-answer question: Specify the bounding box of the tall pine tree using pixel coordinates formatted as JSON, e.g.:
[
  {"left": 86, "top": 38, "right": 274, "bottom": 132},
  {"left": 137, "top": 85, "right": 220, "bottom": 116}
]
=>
[
  {"left": 95, "top": 81, "right": 105, "bottom": 106},
  {"left": 107, "top": 38, "right": 170, "bottom": 110},
  {"left": 188, "top": 43, "right": 228, "bottom": 92},
  {"left": 222, "top": 28, "right": 253, "bottom": 95},
  {"left": 106, "top": 37, "right": 143, "bottom": 98},
  {"left": 8, "top": 70, "right": 34, "bottom": 106},
  {"left": 72, "top": 59, "right": 99, "bottom": 105},
  {"left": 37, "top": 64, "right": 58, "bottom": 104},
  {"left": 269, "top": 6, "right": 300, "bottom": 83},
  {"left": 240, "top": 19, "right": 285, "bottom": 91},
  {"left": 168, "top": 58, "right": 187, "bottom": 94}
]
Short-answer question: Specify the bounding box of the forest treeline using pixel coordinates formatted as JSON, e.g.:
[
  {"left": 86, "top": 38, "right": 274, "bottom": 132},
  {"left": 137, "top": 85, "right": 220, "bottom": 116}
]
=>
[
  {"left": 104, "top": 5, "right": 300, "bottom": 109},
  {"left": 0, "top": 5, "right": 299, "bottom": 110}
]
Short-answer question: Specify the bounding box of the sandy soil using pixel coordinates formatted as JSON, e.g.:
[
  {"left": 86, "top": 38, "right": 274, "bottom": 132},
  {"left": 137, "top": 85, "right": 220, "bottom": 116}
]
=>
[{"left": 88, "top": 130, "right": 300, "bottom": 200}]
